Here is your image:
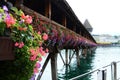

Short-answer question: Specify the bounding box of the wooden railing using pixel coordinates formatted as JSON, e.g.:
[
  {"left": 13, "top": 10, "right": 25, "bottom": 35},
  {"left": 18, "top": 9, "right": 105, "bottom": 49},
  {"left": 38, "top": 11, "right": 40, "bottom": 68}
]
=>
[
  {"left": 20, "top": 5, "right": 97, "bottom": 49},
  {"left": 70, "top": 61, "right": 120, "bottom": 80}
]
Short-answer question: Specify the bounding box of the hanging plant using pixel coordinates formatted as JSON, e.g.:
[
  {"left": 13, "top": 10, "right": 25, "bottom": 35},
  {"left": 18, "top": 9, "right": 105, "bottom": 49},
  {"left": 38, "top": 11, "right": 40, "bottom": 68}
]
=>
[{"left": 0, "top": 6, "right": 48, "bottom": 80}]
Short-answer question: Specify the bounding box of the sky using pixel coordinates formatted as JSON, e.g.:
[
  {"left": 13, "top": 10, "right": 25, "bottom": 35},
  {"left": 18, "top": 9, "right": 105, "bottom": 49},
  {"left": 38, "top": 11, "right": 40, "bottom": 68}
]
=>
[{"left": 66, "top": 0, "right": 120, "bottom": 36}]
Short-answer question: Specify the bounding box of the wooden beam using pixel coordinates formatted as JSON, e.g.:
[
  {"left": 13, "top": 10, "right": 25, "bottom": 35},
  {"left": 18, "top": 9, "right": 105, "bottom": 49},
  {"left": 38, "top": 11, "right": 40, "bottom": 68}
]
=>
[
  {"left": 37, "top": 53, "right": 51, "bottom": 80},
  {"left": 59, "top": 52, "right": 65, "bottom": 65},
  {"left": 68, "top": 50, "right": 76, "bottom": 65}
]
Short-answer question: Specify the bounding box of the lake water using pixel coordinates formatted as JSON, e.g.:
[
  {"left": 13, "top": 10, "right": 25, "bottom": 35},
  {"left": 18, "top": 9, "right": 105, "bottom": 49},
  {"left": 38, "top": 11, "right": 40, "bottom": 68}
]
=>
[{"left": 40, "top": 47, "right": 120, "bottom": 80}]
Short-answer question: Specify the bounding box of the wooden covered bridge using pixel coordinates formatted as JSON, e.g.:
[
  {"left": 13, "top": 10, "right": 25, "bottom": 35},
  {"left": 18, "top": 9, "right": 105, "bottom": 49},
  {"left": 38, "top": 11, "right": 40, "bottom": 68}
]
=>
[{"left": 0, "top": 0, "right": 97, "bottom": 80}]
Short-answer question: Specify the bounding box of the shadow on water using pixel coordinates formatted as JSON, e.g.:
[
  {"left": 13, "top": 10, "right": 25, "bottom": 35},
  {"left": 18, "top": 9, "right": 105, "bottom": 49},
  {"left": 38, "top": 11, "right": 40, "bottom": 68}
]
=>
[{"left": 58, "top": 51, "right": 96, "bottom": 80}]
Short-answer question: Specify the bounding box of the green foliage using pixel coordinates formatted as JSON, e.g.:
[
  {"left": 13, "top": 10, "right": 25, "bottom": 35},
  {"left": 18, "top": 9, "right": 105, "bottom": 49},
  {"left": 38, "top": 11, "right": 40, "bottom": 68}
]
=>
[{"left": 0, "top": 6, "right": 48, "bottom": 80}]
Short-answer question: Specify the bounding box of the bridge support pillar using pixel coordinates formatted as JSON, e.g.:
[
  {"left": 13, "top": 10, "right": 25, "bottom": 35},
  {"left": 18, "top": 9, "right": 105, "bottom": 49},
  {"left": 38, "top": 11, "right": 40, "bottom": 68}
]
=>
[
  {"left": 82, "top": 49, "right": 87, "bottom": 59},
  {"left": 75, "top": 47, "right": 80, "bottom": 66},
  {"left": 50, "top": 47, "right": 58, "bottom": 80},
  {"left": 65, "top": 49, "right": 68, "bottom": 65}
]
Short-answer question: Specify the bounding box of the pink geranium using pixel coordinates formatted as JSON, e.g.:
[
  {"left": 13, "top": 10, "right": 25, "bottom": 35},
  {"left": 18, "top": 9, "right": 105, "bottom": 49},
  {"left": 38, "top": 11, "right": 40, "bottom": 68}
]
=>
[
  {"left": 30, "top": 55, "right": 37, "bottom": 61},
  {"left": 39, "top": 47, "right": 46, "bottom": 56},
  {"left": 45, "top": 48, "right": 49, "bottom": 53},
  {"left": 35, "top": 62, "right": 41, "bottom": 68},
  {"left": 15, "top": 42, "right": 19, "bottom": 47},
  {"left": 18, "top": 42, "right": 24, "bottom": 48},
  {"left": 29, "top": 48, "right": 35, "bottom": 55},
  {"left": 25, "top": 15, "right": 32, "bottom": 24},
  {"left": 4, "top": 15, "right": 16, "bottom": 28},
  {"left": 14, "top": 42, "right": 24, "bottom": 48},
  {"left": 42, "top": 33, "right": 48, "bottom": 40},
  {"left": 38, "top": 57, "right": 42, "bottom": 61},
  {"left": 21, "top": 13, "right": 32, "bottom": 24},
  {"left": 33, "top": 68, "right": 39, "bottom": 73},
  {"left": 38, "top": 31, "right": 41, "bottom": 34}
]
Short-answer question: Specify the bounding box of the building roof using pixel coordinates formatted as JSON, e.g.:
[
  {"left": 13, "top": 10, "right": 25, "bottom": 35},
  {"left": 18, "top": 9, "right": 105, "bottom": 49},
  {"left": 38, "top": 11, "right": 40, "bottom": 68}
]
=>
[{"left": 84, "top": 19, "right": 93, "bottom": 32}]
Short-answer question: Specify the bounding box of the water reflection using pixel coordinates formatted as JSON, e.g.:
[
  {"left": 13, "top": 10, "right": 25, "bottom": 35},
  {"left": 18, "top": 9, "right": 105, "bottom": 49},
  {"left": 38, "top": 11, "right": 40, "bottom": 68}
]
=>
[
  {"left": 58, "top": 47, "right": 120, "bottom": 80},
  {"left": 58, "top": 50, "right": 95, "bottom": 80}
]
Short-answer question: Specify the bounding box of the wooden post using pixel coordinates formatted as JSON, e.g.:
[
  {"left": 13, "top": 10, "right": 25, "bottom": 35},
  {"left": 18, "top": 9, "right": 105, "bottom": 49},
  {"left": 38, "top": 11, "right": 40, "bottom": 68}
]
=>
[
  {"left": 51, "top": 50, "right": 58, "bottom": 80},
  {"left": 111, "top": 62, "right": 117, "bottom": 80},
  {"left": 89, "top": 48, "right": 92, "bottom": 55},
  {"left": 62, "top": 15, "right": 67, "bottom": 27},
  {"left": 65, "top": 49, "right": 68, "bottom": 65},
  {"left": 97, "top": 69, "right": 107, "bottom": 80},
  {"left": 15, "top": 0, "right": 23, "bottom": 8},
  {"left": 45, "top": 0, "right": 51, "bottom": 18},
  {"left": 81, "top": 49, "right": 87, "bottom": 59},
  {"left": 75, "top": 48, "right": 80, "bottom": 66},
  {"left": 73, "top": 26, "right": 76, "bottom": 32},
  {"left": 69, "top": 49, "right": 72, "bottom": 61}
]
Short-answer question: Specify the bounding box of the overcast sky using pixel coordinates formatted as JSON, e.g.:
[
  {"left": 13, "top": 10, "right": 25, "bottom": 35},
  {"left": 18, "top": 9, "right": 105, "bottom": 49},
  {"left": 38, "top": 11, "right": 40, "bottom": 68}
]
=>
[{"left": 66, "top": 0, "right": 120, "bottom": 36}]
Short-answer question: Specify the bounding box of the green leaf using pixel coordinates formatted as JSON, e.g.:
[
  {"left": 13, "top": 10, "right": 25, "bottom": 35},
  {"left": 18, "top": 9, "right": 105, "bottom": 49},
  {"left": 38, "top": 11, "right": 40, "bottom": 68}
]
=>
[
  {"left": 11, "top": 7, "right": 18, "bottom": 12},
  {"left": 11, "top": 7, "right": 19, "bottom": 16},
  {"left": 0, "top": 22, "right": 6, "bottom": 36},
  {"left": 28, "top": 25, "right": 33, "bottom": 32},
  {"left": 19, "top": 10, "right": 24, "bottom": 15},
  {"left": 0, "top": 8, "right": 4, "bottom": 13}
]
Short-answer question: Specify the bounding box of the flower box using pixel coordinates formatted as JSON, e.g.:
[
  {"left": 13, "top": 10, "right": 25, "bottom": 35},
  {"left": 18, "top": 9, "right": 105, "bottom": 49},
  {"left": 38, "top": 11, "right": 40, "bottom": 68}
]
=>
[{"left": 0, "top": 37, "right": 14, "bottom": 61}]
